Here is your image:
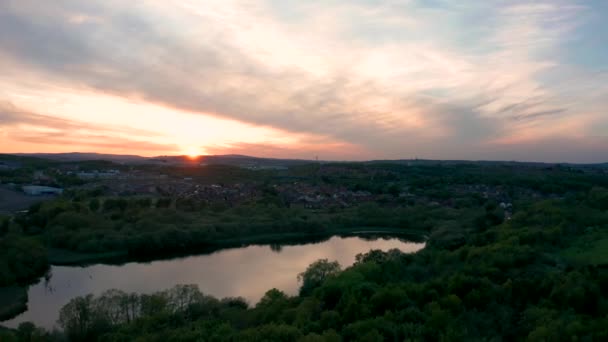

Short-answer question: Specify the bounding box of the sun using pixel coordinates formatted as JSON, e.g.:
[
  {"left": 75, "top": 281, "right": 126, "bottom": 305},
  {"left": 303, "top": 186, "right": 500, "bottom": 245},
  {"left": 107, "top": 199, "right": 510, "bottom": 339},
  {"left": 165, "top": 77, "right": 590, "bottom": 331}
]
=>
[{"left": 182, "top": 147, "right": 205, "bottom": 159}]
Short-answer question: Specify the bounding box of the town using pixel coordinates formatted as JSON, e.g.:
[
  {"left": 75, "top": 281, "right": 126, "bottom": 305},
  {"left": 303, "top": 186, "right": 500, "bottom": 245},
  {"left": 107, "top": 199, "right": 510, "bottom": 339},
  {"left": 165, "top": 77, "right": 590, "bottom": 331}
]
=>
[{"left": 2, "top": 153, "right": 581, "bottom": 218}]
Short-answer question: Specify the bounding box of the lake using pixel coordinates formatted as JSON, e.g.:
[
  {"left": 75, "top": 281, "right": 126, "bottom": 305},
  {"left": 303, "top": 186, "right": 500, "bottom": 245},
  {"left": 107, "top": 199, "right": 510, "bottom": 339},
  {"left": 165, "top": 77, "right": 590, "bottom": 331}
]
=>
[{"left": 2, "top": 235, "right": 424, "bottom": 329}]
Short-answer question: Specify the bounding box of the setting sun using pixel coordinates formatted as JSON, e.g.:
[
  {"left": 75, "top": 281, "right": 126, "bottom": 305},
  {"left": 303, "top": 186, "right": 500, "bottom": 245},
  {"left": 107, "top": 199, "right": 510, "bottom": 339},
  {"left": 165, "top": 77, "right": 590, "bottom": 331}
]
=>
[{"left": 183, "top": 147, "right": 205, "bottom": 159}]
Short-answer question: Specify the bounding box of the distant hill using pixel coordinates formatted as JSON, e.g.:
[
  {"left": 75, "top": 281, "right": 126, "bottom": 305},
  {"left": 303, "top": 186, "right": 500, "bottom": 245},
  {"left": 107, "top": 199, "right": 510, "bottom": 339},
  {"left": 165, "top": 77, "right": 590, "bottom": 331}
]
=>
[
  {"left": 8, "top": 153, "right": 608, "bottom": 168},
  {"left": 202, "top": 154, "right": 312, "bottom": 167},
  {"left": 153, "top": 154, "right": 313, "bottom": 167},
  {"left": 0, "top": 153, "right": 57, "bottom": 168},
  {"left": 363, "top": 159, "right": 608, "bottom": 168},
  {"left": 17, "top": 152, "right": 148, "bottom": 164},
  {"left": 14, "top": 153, "right": 314, "bottom": 168}
]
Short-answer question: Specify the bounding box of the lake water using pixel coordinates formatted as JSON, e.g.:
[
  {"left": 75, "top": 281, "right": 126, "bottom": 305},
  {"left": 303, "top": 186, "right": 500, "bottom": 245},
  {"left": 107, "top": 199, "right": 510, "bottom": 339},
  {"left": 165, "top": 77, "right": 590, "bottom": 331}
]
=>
[{"left": 2, "top": 235, "right": 424, "bottom": 329}]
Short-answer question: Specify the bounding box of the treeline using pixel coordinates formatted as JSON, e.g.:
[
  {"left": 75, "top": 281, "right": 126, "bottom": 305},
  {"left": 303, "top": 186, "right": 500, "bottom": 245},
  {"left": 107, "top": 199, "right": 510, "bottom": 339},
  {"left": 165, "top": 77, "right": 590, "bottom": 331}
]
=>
[
  {"left": 316, "top": 162, "right": 608, "bottom": 197},
  {"left": 56, "top": 285, "right": 252, "bottom": 341},
  {"left": 16, "top": 197, "right": 458, "bottom": 257}
]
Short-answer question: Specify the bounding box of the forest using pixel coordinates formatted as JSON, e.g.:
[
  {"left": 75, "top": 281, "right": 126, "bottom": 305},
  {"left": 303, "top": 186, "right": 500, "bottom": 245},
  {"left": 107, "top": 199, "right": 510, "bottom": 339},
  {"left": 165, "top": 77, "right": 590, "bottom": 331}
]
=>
[{"left": 1, "top": 160, "right": 608, "bottom": 340}]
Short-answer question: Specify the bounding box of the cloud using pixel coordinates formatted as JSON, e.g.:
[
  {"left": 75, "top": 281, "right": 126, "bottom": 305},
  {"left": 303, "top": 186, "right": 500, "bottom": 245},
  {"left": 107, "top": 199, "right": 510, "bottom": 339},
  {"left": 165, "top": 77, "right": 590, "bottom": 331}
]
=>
[
  {"left": 206, "top": 140, "right": 370, "bottom": 161},
  {"left": 0, "top": 103, "right": 178, "bottom": 154},
  {"left": 0, "top": 0, "right": 606, "bottom": 161},
  {"left": 0, "top": 102, "right": 162, "bottom": 137}
]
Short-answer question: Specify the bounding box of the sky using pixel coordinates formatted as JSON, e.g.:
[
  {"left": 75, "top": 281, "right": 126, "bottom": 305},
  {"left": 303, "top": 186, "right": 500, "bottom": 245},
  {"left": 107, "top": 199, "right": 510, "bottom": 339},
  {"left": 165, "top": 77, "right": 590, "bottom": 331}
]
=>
[{"left": 0, "top": 0, "right": 607, "bottom": 162}]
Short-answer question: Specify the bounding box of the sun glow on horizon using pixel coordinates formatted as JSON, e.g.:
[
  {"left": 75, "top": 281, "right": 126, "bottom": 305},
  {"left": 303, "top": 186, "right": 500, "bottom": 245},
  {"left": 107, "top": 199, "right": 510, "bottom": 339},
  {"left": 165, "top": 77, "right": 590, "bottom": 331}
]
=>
[
  {"left": 1, "top": 1, "right": 607, "bottom": 163},
  {"left": 182, "top": 147, "right": 206, "bottom": 159}
]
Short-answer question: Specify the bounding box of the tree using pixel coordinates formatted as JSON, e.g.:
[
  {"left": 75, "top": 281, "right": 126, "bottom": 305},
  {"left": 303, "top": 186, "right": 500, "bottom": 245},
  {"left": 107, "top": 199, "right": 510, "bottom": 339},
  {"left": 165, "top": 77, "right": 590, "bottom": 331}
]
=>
[
  {"left": 0, "top": 216, "right": 9, "bottom": 236},
  {"left": 298, "top": 259, "right": 341, "bottom": 296},
  {"left": 239, "top": 323, "right": 302, "bottom": 341},
  {"left": 89, "top": 198, "right": 100, "bottom": 212},
  {"left": 58, "top": 294, "right": 109, "bottom": 341},
  {"left": 387, "top": 184, "right": 400, "bottom": 197},
  {"left": 96, "top": 289, "right": 141, "bottom": 325},
  {"left": 16, "top": 322, "right": 36, "bottom": 341},
  {"left": 166, "top": 284, "right": 203, "bottom": 313},
  {"left": 59, "top": 295, "right": 94, "bottom": 341},
  {"left": 103, "top": 198, "right": 128, "bottom": 212},
  {"left": 256, "top": 289, "right": 289, "bottom": 323},
  {"left": 588, "top": 187, "right": 608, "bottom": 210},
  {"left": 156, "top": 198, "right": 172, "bottom": 208}
]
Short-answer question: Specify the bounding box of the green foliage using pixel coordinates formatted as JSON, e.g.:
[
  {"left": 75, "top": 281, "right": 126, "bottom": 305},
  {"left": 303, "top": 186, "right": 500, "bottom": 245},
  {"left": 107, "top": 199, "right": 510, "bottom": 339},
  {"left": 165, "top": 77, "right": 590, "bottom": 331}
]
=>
[
  {"left": 4, "top": 161, "right": 608, "bottom": 340},
  {"left": 0, "top": 235, "right": 48, "bottom": 286},
  {"left": 561, "top": 230, "right": 608, "bottom": 265},
  {"left": 55, "top": 285, "right": 249, "bottom": 341},
  {"left": 88, "top": 198, "right": 100, "bottom": 212},
  {"left": 0, "top": 215, "right": 9, "bottom": 236},
  {"left": 254, "top": 289, "right": 290, "bottom": 324},
  {"left": 16, "top": 321, "right": 48, "bottom": 341},
  {"left": 102, "top": 198, "right": 128, "bottom": 212},
  {"left": 13, "top": 196, "right": 445, "bottom": 257},
  {"left": 0, "top": 286, "right": 28, "bottom": 321},
  {"left": 588, "top": 186, "right": 608, "bottom": 209},
  {"left": 58, "top": 295, "right": 105, "bottom": 341},
  {"left": 298, "top": 259, "right": 342, "bottom": 296},
  {"left": 155, "top": 198, "right": 172, "bottom": 208}
]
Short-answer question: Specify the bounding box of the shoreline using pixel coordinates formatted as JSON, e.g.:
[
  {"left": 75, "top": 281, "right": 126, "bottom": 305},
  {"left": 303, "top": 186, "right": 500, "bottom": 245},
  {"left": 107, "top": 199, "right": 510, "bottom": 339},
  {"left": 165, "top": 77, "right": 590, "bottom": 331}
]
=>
[
  {"left": 48, "top": 227, "right": 427, "bottom": 266},
  {"left": 0, "top": 287, "right": 27, "bottom": 322}
]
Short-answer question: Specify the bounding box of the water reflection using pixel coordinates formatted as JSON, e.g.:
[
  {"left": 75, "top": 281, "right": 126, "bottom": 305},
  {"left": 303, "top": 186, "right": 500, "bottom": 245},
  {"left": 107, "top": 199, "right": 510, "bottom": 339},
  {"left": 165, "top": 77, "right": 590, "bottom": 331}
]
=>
[
  {"left": 2, "top": 236, "right": 424, "bottom": 329},
  {"left": 270, "top": 244, "right": 283, "bottom": 252}
]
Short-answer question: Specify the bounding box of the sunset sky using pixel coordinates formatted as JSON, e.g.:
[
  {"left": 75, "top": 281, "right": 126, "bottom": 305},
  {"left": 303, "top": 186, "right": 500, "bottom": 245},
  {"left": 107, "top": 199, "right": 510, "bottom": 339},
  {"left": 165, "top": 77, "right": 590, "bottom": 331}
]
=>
[{"left": 1, "top": 0, "right": 607, "bottom": 162}]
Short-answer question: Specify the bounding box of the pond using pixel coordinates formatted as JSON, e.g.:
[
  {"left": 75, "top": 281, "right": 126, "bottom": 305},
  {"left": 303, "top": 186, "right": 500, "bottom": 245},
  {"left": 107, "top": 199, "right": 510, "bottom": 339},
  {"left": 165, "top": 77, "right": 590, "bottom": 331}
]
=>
[{"left": 2, "top": 235, "right": 424, "bottom": 329}]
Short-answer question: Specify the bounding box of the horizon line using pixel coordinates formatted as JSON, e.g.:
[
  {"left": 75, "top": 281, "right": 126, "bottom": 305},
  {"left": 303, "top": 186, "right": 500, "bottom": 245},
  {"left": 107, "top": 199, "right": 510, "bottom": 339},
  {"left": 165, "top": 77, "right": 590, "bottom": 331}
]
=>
[{"left": 2, "top": 151, "right": 607, "bottom": 166}]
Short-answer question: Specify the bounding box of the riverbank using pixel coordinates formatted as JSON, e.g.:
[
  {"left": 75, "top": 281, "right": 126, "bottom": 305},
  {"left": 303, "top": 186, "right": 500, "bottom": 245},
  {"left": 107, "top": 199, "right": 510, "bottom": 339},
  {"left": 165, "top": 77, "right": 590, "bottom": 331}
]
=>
[
  {"left": 47, "top": 227, "right": 427, "bottom": 266},
  {"left": 48, "top": 248, "right": 129, "bottom": 265},
  {"left": 210, "top": 226, "right": 426, "bottom": 247},
  {"left": 0, "top": 287, "right": 27, "bottom": 321}
]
